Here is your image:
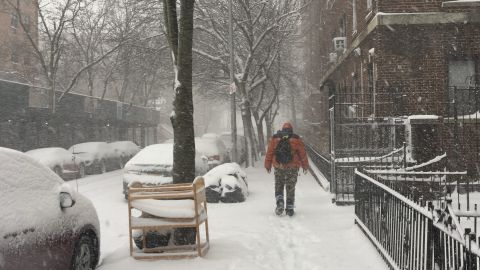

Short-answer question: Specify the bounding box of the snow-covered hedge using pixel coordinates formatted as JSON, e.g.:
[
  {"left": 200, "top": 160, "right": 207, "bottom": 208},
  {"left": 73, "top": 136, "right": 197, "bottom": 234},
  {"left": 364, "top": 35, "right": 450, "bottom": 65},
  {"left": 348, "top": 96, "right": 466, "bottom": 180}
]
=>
[{"left": 203, "top": 163, "right": 248, "bottom": 203}]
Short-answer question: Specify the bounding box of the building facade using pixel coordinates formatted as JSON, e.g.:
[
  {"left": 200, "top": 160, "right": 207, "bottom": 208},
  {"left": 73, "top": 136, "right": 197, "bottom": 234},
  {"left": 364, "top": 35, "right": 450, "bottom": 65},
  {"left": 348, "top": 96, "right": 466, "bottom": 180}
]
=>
[{"left": 303, "top": 0, "right": 480, "bottom": 175}]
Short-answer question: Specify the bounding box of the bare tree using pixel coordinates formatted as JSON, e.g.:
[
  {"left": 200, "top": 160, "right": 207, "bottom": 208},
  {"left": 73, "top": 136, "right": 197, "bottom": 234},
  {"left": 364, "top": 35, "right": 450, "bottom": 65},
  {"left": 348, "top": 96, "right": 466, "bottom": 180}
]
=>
[
  {"left": 193, "top": 0, "right": 307, "bottom": 165},
  {"left": 162, "top": 0, "right": 196, "bottom": 183},
  {"left": 7, "top": 0, "right": 129, "bottom": 112}
]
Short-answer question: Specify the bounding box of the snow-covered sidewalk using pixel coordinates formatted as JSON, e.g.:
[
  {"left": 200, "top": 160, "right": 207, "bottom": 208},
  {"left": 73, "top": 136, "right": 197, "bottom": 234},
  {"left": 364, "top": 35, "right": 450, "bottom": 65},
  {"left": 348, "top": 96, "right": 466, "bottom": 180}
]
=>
[{"left": 74, "top": 166, "right": 387, "bottom": 270}]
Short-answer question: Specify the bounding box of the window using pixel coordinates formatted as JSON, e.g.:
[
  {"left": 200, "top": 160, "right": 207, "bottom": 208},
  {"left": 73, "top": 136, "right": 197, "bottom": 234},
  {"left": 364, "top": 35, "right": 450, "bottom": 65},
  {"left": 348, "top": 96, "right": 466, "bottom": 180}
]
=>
[
  {"left": 449, "top": 60, "right": 476, "bottom": 88},
  {"left": 11, "top": 48, "right": 19, "bottom": 63},
  {"left": 367, "top": 0, "right": 375, "bottom": 11},
  {"left": 352, "top": 0, "right": 357, "bottom": 33},
  {"left": 11, "top": 13, "right": 19, "bottom": 29},
  {"left": 448, "top": 59, "right": 478, "bottom": 115},
  {"left": 339, "top": 14, "right": 346, "bottom": 37},
  {"left": 22, "top": 15, "right": 31, "bottom": 32}
]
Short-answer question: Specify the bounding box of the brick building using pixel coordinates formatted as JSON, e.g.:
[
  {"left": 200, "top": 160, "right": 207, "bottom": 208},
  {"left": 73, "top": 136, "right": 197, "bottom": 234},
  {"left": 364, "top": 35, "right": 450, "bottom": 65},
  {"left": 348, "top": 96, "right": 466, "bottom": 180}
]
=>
[
  {"left": 0, "top": 0, "right": 38, "bottom": 82},
  {"left": 303, "top": 0, "right": 480, "bottom": 175}
]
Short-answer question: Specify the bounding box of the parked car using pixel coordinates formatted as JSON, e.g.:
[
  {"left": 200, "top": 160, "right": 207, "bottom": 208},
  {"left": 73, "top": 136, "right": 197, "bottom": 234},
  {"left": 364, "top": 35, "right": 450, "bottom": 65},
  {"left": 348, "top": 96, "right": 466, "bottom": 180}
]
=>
[
  {"left": 197, "top": 135, "right": 230, "bottom": 169},
  {"left": 122, "top": 143, "right": 208, "bottom": 199},
  {"left": 25, "top": 147, "right": 86, "bottom": 179},
  {"left": 0, "top": 147, "right": 100, "bottom": 270},
  {"left": 69, "top": 142, "right": 121, "bottom": 175},
  {"left": 109, "top": 141, "right": 141, "bottom": 166},
  {"left": 219, "top": 132, "right": 247, "bottom": 164}
]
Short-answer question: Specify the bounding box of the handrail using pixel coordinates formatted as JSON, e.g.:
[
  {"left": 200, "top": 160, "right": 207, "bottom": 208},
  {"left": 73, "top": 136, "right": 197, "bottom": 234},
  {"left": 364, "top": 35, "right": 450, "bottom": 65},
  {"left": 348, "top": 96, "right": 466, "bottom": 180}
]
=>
[{"left": 355, "top": 170, "right": 433, "bottom": 218}]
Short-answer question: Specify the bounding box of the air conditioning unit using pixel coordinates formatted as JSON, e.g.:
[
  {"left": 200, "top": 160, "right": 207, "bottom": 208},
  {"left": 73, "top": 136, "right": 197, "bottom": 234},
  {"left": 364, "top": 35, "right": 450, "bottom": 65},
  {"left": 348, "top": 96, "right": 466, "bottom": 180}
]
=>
[
  {"left": 329, "top": 52, "right": 337, "bottom": 63},
  {"left": 333, "top": 37, "right": 347, "bottom": 52}
]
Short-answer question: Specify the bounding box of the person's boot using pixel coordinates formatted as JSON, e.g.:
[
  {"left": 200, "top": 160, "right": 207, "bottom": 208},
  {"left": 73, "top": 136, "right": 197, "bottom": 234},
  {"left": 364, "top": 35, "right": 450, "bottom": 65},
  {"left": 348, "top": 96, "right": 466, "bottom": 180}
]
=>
[
  {"left": 285, "top": 203, "right": 294, "bottom": 217},
  {"left": 275, "top": 200, "right": 284, "bottom": 216}
]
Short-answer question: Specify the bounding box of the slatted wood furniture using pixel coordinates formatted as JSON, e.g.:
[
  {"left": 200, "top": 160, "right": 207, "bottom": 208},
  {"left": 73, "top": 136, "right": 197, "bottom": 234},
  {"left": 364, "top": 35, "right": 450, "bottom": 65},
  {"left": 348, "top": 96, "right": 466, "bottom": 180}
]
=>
[{"left": 127, "top": 177, "right": 210, "bottom": 259}]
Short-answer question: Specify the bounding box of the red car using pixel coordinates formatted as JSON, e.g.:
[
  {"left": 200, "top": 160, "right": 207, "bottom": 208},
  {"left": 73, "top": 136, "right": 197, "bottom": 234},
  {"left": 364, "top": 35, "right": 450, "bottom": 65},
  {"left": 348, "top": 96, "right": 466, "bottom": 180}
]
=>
[
  {"left": 0, "top": 147, "right": 100, "bottom": 270},
  {"left": 25, "top": 147, "right": 86, "bottom": 180}
]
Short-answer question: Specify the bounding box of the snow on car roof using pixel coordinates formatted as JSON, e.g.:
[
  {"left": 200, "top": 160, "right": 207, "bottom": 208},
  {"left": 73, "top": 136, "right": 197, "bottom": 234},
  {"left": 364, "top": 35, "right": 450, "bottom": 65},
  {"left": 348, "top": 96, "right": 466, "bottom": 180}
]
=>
[
  {"left": 109, "top": 141, "right": 140, "bottom": 156},
  {"left": 25, "top": 147, "right": 73, "bottom": 168},
  {"left": 125, "top": 143, "right": 174, "bottom": 167},
  {"left": 195, "top": 137, "right": 227, "bottom": 157},
  {"left": 69, "top": 141, "right": 115, "bottom": 158},
  {"left": 124, "top": 143, "right": 209, "bottom": 175},
  {"left": 202, "top": 133, "right": 219, "bottom": 139}
]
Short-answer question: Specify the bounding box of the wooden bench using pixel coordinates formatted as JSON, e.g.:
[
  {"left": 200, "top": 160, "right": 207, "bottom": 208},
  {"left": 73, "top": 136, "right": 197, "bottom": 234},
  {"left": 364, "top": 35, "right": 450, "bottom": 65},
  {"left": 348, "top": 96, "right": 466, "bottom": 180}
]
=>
[{"left": 127, "top": 177, "right": 210, "bottom": 259}]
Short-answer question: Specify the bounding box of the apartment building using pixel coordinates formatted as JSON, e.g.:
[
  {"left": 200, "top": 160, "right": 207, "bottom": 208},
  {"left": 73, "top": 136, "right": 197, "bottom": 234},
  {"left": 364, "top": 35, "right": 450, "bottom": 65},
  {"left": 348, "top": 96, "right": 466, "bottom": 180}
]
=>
[
  {"left": 303, "top": 0, "right": 480, "bottom": 174},
  {"left": 0, "top": 0, "right": 38, "bottom": 82}
]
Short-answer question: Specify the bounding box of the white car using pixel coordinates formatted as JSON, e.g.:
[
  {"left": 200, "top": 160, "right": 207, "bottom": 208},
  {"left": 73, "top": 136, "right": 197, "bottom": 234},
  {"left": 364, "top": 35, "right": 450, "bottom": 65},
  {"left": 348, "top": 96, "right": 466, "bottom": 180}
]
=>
[
  {"left": 197, "top": 136, "right": 230, "bottom": 168},
  {"left": 109, "top": 141, "right": 141, "bottom": 166},
  {"left": 69, "top": 142, "right": 122, "bottom": 175},
  {"left": 0, "top": 147, "right": 100, "bottom": 269},
  {"left": 122, "top": 143, "right": 208, "bottom": 199},
  {"left": 219, "top": 132, "right": 247, "bottom": 163},
  {"left": 25, "top": 147, "right": 86, "bottom": 179}
]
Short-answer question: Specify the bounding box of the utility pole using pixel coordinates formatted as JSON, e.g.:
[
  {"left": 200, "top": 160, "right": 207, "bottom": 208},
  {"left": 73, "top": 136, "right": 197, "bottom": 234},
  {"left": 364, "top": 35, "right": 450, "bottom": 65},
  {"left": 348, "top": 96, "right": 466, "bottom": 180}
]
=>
[{"left": 229, "top": 0, "right": 238, "bottom": 163}]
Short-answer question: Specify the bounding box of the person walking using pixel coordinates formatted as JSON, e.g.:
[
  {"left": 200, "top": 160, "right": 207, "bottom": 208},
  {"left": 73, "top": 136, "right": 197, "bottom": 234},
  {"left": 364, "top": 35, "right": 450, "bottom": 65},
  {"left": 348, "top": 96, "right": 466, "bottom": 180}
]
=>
[{"left": 265, "top": 122, "right": 309, "bottom": 216}]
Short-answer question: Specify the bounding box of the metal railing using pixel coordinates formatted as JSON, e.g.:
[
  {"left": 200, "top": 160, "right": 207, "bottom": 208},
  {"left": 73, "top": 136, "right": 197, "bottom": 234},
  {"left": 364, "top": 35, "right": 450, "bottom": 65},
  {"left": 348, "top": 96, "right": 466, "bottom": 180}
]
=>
[
  {"left": 355, "top": 169, "right": 480, "bottom": 270},
  {"left": 305, "top": 143, "right": 331, "bottom": 182}
]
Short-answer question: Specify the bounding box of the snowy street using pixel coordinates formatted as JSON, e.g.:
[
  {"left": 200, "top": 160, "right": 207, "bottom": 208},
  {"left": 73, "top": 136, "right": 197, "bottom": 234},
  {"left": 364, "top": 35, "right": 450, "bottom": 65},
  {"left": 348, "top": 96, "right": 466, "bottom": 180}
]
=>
[{"left": 72, "top": 166, "right": 387, "bottom": 270}]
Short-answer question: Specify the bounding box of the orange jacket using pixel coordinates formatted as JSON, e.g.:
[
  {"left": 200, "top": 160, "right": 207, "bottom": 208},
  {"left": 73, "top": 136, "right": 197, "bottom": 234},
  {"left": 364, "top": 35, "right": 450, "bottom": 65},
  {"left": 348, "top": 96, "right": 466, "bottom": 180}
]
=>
[{"left": 264, "top": 133, "right": 309, "bottom": 170}]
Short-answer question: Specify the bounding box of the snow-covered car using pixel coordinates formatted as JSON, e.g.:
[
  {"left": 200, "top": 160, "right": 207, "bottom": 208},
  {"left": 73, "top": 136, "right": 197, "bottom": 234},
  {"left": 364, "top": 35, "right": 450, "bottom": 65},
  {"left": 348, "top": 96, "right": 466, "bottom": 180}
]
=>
[
  {"left": 109, "top": 141, "right": 141, "bottom": 166},
  {"left": 219, "top": 132, "right": 247, "bottom": 163},
  {"left": 69, "top": 142, "right": 122, "bottom": 175},
  {"left": 203, "top": 162, "right": 248, "bottom": 203},
  {"left": 196, "top": 136, "right": 230, "bottom": 169},
  {"left": 25, "top": 147, "right": 86, "bottom": 179},
  {"left": 122, "top": 143, "right": 209, "bottom": 199},
  {"left": 0, "top": 147, "right": 100, "bottom": 270}
]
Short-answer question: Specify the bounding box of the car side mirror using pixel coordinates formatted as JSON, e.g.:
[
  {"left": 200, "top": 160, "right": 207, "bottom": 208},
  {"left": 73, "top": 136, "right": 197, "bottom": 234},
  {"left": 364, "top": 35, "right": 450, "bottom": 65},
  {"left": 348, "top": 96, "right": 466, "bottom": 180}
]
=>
[
  {"left": 201, "top": 155, "right": 208, "bottom": 162},
  {"left": 60, "top": 192, "right": 76, "bottom": 208}
]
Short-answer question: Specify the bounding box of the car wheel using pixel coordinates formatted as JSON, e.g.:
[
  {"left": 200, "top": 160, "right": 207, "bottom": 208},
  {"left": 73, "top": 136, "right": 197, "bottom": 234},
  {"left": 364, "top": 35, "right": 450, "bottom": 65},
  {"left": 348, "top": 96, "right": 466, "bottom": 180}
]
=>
[
  {"left": 71, "top": 234, "right": 97, "bottom": 270},
  {"left": 78, "top": 164, "right": 86, "bottom": 178},
  {"left": 99, "top": 160, "right": 107, "bottom": 174},
  {"left": 54, "top": 166, "right": 63, "bottom": 178}
]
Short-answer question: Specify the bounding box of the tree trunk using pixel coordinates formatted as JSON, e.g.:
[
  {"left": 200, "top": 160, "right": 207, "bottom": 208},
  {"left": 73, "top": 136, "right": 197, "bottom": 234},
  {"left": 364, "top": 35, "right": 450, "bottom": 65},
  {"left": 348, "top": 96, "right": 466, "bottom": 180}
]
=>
[
  {"left": 252, "top": 111, "right": 266, "bottom": 155},
  {"left": 164, "top": 0, "right": 196, "bottom": 184},
  {"left": 289, "top": 89, "right": 297, "bottom": 127},
  {"left": 237, "top": 81, "right": 257, "bottom": 167},
  {"left": 266, "top": 112, "right": 273, "bottom": 140}
]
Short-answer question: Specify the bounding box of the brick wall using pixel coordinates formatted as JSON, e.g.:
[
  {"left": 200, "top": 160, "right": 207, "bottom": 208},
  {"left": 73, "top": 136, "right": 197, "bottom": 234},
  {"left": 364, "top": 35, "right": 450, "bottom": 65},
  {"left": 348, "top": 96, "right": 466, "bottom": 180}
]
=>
[{"left": 0, "top": 0, "right": 38, "bottom": 79}]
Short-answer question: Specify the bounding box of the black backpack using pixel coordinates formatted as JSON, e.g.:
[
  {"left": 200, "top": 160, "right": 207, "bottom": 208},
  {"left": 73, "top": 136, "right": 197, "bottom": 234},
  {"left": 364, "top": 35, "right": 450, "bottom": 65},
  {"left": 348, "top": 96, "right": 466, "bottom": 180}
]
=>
[{"left": 275, "top": 134, "right": 292, "bottom": 164}]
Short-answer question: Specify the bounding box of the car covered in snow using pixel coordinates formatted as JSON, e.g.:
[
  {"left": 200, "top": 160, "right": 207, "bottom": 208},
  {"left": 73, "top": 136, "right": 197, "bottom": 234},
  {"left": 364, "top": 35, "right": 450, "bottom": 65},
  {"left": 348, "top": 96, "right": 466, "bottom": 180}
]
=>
[
  {"left": 122, "top": 143, "right": 209, "bottom": 199},
  {"left": 69, "top": 142, "right": 122, "bottom": 175},
  {"left": 219, "top": 132, "right": 247, "bottom": 164},
  {"left": 197, "top": 135, "right": 230, "bottom": 169},
  {"left": 25, "top": 147, "right": 86, "bottom": 179},
  {"left": 109, "top": 141, "right": 141, "bottom": 166},
  {"left": 203, "top": 162, "right": 248, "bottom": 203},
  {"left": 0, "top": 147, "right": 100, "bottom": 270}
]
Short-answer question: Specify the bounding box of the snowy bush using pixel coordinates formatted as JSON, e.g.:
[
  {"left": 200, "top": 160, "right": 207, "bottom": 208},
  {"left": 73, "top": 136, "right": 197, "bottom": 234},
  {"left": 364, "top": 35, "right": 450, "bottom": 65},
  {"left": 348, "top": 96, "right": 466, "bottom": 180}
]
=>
[{"left": 203, "top": 163, "right": 248, "bottom": 203}]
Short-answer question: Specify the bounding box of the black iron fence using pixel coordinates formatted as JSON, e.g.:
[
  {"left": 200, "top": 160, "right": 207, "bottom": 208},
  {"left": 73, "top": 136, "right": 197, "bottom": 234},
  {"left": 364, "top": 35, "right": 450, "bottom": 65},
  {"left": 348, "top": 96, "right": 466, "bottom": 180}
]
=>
[
  {"left": 318, "top": 86, "right": 480, "bottom": 204},
  {"left": 305, "top": 143, "right": 331, "bottom": 182},
  {"left": 329, "top": 117, "right": 407, "bottom": 204},
  {"left": 355, "top": 169, "right": 480, "bottom": 270}
]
